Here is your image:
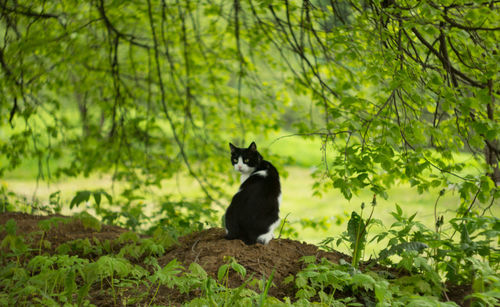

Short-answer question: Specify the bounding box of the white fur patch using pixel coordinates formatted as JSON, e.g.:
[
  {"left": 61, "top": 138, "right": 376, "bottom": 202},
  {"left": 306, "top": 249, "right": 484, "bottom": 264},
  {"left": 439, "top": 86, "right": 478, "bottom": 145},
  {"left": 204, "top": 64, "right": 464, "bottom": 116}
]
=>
[
  {"left": 240, "top": 173, "right": 250, "bottom": 184},
  {"left": 257, "top": 218, "right": 281, "bottom": 245},
  {"left": 277, "top": 193, "right": 282, "bottom": 208},
  {"left": 253, "top": 170, "right": 268, "bottom": 177}
]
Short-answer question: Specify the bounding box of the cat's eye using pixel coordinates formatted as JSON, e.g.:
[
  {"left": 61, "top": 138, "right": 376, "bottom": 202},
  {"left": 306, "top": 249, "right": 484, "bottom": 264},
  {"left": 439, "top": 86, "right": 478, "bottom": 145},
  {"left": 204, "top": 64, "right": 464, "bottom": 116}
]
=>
[
  {"left": 232, "top": 159, "right": 237, "bottom": 163},
  {"left": 244, "top": 159, "right": 249, "bottom": 163}
]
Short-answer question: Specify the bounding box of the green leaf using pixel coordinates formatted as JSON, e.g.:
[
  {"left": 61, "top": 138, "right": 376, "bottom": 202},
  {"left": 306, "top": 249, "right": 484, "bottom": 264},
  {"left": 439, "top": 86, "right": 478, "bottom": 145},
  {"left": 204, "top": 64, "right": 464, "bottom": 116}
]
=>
[
  {"left": 300, "top": 255, "right": 317, "bottom": 264},
  {"left": 74, "top": 212, "right": 101, "bottom": 232},
  {"left": 295, "top": 275, "right": 308, "bottom": 288},
  {"left": 374, "top": 279, "right": 391, "bottom": 304},
  {"left": 93, "top": 192, "right": 101, "bottom": 207},
  {"left": 347, "top": 211, "right": 364, "bottom": 245},
  {"left": 283, "top": 275, "right": 294, "bottom": 285},
  {"left": 70, "top": 191, "right": 91, "bottom": 209},
  {"left": 189, "top": 262, "right": 207, "bottom": 279},
  {"left": 260, "top": 269, "right": 275, "bottom": 305},
  {"left": 217, "top": 264, "right": 229, "bottom": 282},
  {"left": 351, "top": 273, "right": 376, "bottom": 291},
  {"left": 63, "top": 269, "right": 76, "bottom": 299},
  {"left": 347, "top": 211, "right": 366, "bottom": 268},
  {"left": 4, "top": 219, "right": 17, "bottom": 235},
  {"left": 38, "top": 217, "right": 68, "bottom": 232},
  {"left": 231, "top": 261, "right": 246, "bottom": 278},
  {"left": 379, "top": 242, "right": 428, "bottom": 260}
]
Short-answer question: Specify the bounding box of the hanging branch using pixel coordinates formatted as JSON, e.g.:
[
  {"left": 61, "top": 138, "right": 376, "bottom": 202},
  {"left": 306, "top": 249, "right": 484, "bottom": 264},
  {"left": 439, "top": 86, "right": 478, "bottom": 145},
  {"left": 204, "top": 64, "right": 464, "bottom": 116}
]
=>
[
  {"left": 97, "top": 0, "right": 151, "bottom": 49},
  {"left": 270, "top": 1, "right": 340, "bottom": 99},
  {"left": 234, "top": 0, "right": 246, "bottom": 143},
  {"left": 0, "top": 47, "right": 21, "bottom": 127},
  {"left": 247, "top": 0, "right": 336, "bottom": 110},
  {"left": 0, "top": 1, "right": 59, "bottom": 19},
  {"left": 146, "top": 0, "right": 223, "bottom": 207}
]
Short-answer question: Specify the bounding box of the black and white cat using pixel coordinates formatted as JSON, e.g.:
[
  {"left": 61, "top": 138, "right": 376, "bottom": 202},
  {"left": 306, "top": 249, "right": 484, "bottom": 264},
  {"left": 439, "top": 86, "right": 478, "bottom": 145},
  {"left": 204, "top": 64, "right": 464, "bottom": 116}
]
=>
[{"left": 224, "top": 142, "right": 281, "bottom": 245}]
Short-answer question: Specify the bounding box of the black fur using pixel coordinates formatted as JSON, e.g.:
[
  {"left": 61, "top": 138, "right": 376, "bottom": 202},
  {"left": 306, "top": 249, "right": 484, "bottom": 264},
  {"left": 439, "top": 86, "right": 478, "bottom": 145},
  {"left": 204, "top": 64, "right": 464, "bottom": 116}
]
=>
[{"left": 225, "top": 142, "right": 281, "bottom": 245}]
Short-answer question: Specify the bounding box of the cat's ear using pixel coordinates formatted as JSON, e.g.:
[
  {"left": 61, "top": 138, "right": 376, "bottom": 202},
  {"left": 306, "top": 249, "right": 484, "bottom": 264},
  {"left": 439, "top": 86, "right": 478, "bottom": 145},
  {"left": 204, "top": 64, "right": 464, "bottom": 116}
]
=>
[
  {"left": 248, "top": 142, "right": 257, "bottom": 152},
  {"left": 229, "top": 143, "right": 237, "bottom": 153}
]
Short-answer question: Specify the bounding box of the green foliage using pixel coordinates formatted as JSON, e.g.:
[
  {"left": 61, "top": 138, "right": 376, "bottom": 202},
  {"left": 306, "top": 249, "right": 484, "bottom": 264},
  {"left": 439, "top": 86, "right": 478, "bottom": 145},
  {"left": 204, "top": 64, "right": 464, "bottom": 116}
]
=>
[
  {"left": 1, "top": 207, "right": 499, "bottom": 306},
  {"left": 0, "top": 0, "right": 287, "bottom": 210},
  {"left": 56, "top": 238, "right": 105, "bottom": 257},
  {"left": 1, "top": 0, "right": 498, "bottom": 215},
  {"left": 326, "top": 198, "right": 377, "bottom": 268},
  {"left": 0, "top": 219, "right": 29, "bottom": 258},
  {"left": 70, "top": 190, "right": 112, "bottom": 211},
  {"left": 0, "top": 185, "right": 31, "bottom": 213},
  {"left": 38, "top": 217, "right": 69, "bottom": 232},
  {"left": 466, "top": 258, "right": 500, "bottom": 306},
  {"left": 321, "top": 202, "right": 500, "bottom": 305},
  {"left": 285, "top": 256, "right": 460, "bottom": 306},
  {"left": 378, "top": 242, "right": 428, "bottom": 261},
  {"left": 1, "top": 0, "right": 499, "bottom": 305},
  {"left": 149, "top": 197, "right": 218, "bottom": 237},
  {"left": 74, "top": 211, "right": 102, "bottom": 232},
  {"left": 189, "top": 265, "right": 286, "bottom": 307}
]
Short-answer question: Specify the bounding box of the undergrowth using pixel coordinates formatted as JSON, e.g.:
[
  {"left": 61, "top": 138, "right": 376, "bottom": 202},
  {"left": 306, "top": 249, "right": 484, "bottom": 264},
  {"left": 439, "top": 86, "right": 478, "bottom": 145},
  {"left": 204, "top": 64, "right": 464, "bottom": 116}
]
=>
[{"left": 0, "top": 192, "right": 499, "bottom": 306}]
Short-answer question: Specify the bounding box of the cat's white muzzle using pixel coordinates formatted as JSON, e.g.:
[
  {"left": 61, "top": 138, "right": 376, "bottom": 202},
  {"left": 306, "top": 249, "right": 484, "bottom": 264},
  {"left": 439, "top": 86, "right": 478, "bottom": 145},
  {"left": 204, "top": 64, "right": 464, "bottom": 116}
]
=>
[
  {"left": 234, "top": 157, "right": 255, "bottom": 183},
  {"left": 234, "top": 157, "right": 254, "bottom": 174}
]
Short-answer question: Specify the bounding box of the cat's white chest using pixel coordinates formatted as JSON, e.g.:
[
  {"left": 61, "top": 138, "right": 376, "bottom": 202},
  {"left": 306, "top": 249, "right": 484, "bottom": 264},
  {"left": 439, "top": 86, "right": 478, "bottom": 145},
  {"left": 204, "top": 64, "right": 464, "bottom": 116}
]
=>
[{"left": 240, "top": 173, "right": 250, "bottom": 184}]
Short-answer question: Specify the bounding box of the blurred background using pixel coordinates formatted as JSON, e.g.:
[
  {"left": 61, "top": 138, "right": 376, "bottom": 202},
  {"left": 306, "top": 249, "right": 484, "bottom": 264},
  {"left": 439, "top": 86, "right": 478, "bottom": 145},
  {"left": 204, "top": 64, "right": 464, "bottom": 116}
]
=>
[{"left": 1, "top": 0, "right": 498, "bottom": 257}]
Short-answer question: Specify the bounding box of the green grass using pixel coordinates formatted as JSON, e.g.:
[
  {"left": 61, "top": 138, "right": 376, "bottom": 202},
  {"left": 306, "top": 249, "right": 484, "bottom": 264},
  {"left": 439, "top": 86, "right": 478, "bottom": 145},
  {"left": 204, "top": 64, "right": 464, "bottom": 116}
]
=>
[{"left": 266, "top": 133, "right": 324, "bottom": 168}]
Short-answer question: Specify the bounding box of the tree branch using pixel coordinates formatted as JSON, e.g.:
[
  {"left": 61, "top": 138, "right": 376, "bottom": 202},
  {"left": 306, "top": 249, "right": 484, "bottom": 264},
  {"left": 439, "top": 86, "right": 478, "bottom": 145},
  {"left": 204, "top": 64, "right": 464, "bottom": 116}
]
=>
[
  {"left": 0, "top": 2, "right": 59, "bottom": 19},
  {"left": 411, "top": 27, "right": 486, "bottom": 88},
  {"left": 97, "top": 0, "right": 151, "bottom": 49},
  {"left": 146, "top": 0, "right": 223, "bottom": 207}
]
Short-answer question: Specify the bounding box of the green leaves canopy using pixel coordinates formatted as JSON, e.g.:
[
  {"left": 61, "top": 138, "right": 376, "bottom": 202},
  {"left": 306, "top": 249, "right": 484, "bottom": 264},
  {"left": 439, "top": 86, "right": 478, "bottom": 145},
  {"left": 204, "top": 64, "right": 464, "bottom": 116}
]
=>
[{"left": 0, "top": 0, "right": 498, "bottom": 209}]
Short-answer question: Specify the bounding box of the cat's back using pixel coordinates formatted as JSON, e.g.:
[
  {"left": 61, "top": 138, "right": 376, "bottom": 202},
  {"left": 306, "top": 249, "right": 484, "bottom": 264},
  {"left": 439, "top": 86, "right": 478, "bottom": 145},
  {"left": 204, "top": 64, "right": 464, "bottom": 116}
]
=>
[{"left": 238, "top": 160, "right": 280, "bottom": 198}]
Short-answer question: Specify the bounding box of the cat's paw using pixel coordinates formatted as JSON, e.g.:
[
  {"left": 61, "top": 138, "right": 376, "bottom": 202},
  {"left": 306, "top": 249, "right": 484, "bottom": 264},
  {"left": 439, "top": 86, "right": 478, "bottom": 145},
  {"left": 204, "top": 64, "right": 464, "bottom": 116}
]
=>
[{"left": 256, "top": 232, "right": 273, "bottom": 245}]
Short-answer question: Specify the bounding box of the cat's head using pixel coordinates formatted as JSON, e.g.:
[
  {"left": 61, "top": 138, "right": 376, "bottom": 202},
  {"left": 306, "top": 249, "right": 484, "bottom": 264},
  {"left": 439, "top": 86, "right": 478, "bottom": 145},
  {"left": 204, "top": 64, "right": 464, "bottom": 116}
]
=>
[{"left": 229, "top": 142, "right": 262, "bottom": 174}]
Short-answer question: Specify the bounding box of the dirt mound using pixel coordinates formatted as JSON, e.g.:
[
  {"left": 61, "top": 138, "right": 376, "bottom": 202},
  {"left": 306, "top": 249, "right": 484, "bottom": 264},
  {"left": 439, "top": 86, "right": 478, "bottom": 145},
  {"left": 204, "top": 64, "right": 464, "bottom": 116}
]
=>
[
  {"left": 159, "top": 228, "right": 349, "bottom": 299},
  {"left": 0, "top": 211, "right": 127, "bottom": 249},
  {"left": 1, "top": 212, "right": 349, "bottom": 302}
]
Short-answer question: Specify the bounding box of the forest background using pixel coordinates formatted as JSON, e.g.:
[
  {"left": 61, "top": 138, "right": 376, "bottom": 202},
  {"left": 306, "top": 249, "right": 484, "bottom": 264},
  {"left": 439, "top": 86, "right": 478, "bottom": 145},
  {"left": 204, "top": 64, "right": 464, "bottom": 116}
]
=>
[{"left": 0, "top": 0, "right": 499, "bottom": 306}]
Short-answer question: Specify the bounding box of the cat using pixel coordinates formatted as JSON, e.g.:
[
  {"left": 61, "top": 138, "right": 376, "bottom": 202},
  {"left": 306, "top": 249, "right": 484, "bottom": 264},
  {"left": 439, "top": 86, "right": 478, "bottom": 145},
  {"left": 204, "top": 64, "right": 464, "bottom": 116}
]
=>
[{"left": 224, "top": 142, "right": 281, "bottom": 245}]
